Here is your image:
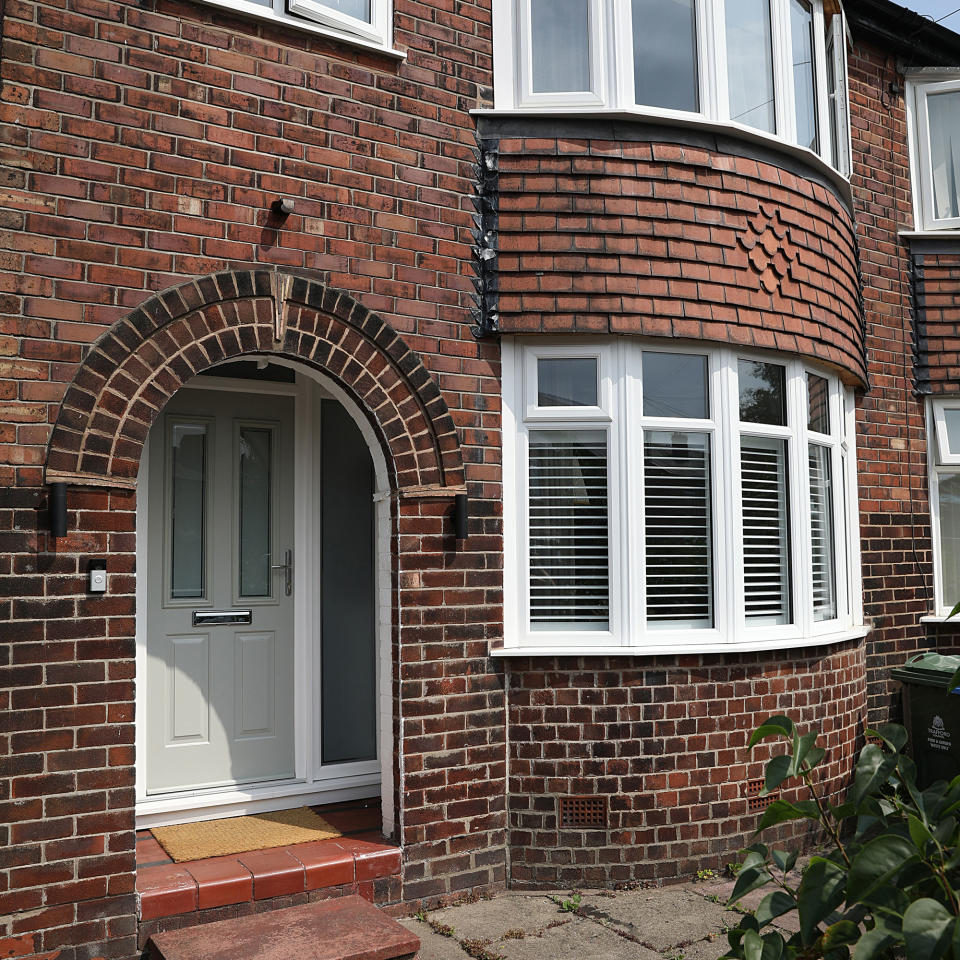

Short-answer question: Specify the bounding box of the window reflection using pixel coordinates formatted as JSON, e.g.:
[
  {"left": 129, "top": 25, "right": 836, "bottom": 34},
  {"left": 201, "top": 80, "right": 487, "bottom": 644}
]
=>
[
  {"left": 632, "top": 0, "right": 698, "bottom": 113},
  {"left": 725, "top": 0, "right": 776, "bottom": 133}
]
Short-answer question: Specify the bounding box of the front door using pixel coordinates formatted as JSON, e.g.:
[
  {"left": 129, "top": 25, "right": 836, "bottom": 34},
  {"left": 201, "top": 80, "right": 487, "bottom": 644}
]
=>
[{"left": 145, "top": 387, "right": 295, "bottom": 796}]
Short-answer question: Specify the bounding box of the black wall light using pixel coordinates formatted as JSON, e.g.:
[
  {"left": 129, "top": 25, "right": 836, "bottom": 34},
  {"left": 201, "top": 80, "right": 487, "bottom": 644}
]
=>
[
  {"left": 49, "top": 482, "right": 67, "bottom": 538},
  {"left": 454, "top": 493, "right": 468, "bottom": 541}
]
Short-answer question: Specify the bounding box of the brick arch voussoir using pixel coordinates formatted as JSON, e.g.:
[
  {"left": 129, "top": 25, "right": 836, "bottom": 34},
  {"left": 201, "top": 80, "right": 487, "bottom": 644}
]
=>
[{"left": 45, "top": 270, "right": 466, "bottom": 495}]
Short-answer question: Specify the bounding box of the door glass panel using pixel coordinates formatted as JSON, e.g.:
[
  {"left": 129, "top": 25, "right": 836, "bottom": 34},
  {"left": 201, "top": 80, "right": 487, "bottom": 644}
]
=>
[
  {"left": 238, "top": 426, "right": 273, "bottom": 598},
  {"left": 170, "top": 421, "right": 207, "bottom": 600},
  {"left": 725, "top": 0, "right": 776, "bottom": 133},
  {"left": 530, "top": 0, "right": 591, "bottom": 94}
]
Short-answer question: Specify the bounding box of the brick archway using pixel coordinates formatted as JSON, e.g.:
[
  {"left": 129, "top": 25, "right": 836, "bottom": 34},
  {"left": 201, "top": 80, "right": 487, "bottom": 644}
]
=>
[{"left": 44, "top": 270, "right": 466, "bottom": 495}]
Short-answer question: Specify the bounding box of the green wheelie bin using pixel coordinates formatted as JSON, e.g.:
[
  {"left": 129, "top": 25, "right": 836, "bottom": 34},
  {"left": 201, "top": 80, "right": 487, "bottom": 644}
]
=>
[{"left": 891, "top": 652, "right": 960, "bottom": 788}]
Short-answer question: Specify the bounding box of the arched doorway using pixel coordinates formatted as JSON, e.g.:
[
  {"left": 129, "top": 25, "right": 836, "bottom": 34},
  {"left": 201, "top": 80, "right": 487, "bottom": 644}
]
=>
[{"left": 45, "top": 269, "right": 467, "bottom": 838}]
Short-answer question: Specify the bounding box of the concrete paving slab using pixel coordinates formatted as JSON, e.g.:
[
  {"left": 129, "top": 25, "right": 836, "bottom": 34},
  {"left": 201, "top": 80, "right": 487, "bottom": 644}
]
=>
[
  {"left": 678, "top": 934, "right": 730, "bottom": 960},
  {"left": 397, "top": 919, "right": 464, "bottom": 960},
  {"left": 427, "top": 894, "right": 561, "bottom": 943},
  {"left": 496, "top": 917, "right": 661, "bottom": 960},
  {"left": 577, "top": 887, "right": 740, "bottom": 952}
]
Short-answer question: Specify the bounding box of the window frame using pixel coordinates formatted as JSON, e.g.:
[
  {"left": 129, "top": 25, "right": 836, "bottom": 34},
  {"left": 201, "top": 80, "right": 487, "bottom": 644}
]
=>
[
  {"left": 929, "top": 398, "right": 960, "bottom": 617},
  {"left": 909, "top": 77, "right": 960, "bottom": 233},
  {"left": 501, "top": 337, "right": 863, "bottom": 654},
  {"left": 493, "top": 0, "right": 851, "bottom": 175}
]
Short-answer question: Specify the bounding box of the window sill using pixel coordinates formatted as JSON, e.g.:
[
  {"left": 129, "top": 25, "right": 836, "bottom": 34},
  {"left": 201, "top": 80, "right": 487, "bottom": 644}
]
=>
[
  {"left": 193, "top": 0, "right": 406, "bottom": 60},
  {"left": 491, "top": 625, "right": 871, "bottom": 658},
  {"left": 921, "top": 615, "right": 960, "bottom": 624},
  {"left": 471, "top": 106, "right": 852, "bottom": 209}
]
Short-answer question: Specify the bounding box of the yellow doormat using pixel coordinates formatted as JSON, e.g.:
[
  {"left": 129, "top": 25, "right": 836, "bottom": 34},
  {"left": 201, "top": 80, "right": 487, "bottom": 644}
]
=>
[{"left": 151, "top": 807, "right": 341, "bottom": 863}]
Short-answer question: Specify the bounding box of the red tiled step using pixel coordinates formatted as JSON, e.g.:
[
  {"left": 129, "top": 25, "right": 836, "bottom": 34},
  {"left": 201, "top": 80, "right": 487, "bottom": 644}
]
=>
[
  {"left": 146, "top": 895, "right": 419, "bottom": 960},
  {"left": 137, "top": 837, "right": 401, "bottom": 920}
]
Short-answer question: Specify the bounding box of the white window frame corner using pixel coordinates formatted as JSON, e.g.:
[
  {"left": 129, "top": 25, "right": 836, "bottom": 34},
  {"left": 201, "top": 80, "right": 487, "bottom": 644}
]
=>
[
  {"left": 286, "top": 0, "right": 391, "bottom": 46},
  {"left": 910, "top": 76, "right": 960, "bottom": 233}
]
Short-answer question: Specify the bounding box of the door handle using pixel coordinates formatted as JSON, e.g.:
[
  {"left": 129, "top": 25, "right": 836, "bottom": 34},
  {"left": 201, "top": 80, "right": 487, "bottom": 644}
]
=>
[{"left": 271, "top": 548, "right": 292, "bottom": 597}]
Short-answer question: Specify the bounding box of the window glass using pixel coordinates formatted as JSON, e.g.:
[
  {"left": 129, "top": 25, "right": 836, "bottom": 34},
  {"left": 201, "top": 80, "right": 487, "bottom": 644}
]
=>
[
  {"left": 739, "top": 360, "right": 786, "bottom": 425},
  {"left": 238, "top": 427, "right": 273, "bottom": 598},
  {"left": 741, "top": 437, "right": 792, "bottom": 624},
  {"left": 791, "top": 0, "right": 818, "bottom": 151},
  {"left": 318, "top": 0, "right": 371, "bottom": 20},
  {"left": 530, "top": 0, "right": 591, "bottom": 94},
  {"left": 927, "top": 90, "right": 960, "bottom": 221},
  {"left": 170, "top": 422, "right": 207, "bottom": 600},
  {"left": 809, "top": 444, "right": 837, "bottom": 621},
  {"left": 725, "top": 0, "right": 776, "bottom": 133},
  {"left": 642, "top": 352, "right": 709, "bottom": 419},
  {"left": 644, "top": 431, "right": 713, "bottom": 628},
  {"left": 807, "top": 373, "right": 830, "bottom": 434},
  {"left": 826, "top": 29, "right": 839, "bottom": 168},
  {"left": 945, "top": 408, "right": 960, "bottom": 456},
  {"left": 537, "top": 357, "right": 598, "bottom": 407},
  {"left": 940, "top": 473, "right": 960, "bottom": 607},
  {"left": 528, "top": 430, "right": 609, "bottom": 630},
  {"left": 631, "top": 0, "right": 698, "bottom": 113}
]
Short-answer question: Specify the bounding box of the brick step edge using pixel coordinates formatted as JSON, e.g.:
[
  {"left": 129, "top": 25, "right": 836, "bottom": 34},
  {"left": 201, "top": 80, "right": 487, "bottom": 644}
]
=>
[{"left": 147, "top": 894, "right": 420, "bottom": 960}]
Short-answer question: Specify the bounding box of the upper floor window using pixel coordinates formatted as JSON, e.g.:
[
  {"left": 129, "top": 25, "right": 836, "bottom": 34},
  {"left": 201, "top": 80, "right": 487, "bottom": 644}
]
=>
[
  {"left": 501, "top": 339, "right": 863, "bottom": 653},
  {"left": 910, "top": 78, "right": 960, "bottom": 231},
  {"left": 493, "top": 0, "right": 851, "bottom": 172},
  {"left": 199, "top": 0, "right": 393, "bottom": 50}
]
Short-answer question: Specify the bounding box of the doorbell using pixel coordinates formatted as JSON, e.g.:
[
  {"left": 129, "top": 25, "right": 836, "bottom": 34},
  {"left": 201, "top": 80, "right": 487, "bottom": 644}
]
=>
[{"left": 88, "top": 559, "right": 107, "bottom": 593}]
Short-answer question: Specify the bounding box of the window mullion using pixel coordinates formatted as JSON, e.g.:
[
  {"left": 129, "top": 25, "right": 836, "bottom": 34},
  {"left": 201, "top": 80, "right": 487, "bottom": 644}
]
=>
[
  {"left": 720, "top": 351, "right": 743, "bottom": 640},
  {"left": 772, "top": 0, "right": 795, "bottom": 142},
  {"left": 790, "top": 362, "right": 812, "bottom": 637},
  {"left": 812, "top": 4, "right": 831, "bottom": 162},
  {"left": 611, "top": 0, "right": 633, "bottom": 109},
  {"left": 712, "top": 0, "right": 731, "bottom": 121},
  {"left": 625, "top": 340, "right": 644, "bottom": 644}
]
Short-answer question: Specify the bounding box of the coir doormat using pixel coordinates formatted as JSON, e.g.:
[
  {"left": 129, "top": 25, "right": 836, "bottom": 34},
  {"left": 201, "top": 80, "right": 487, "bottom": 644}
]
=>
[{"left": 151, "top": 807, "right": 341, "bottom": 862}]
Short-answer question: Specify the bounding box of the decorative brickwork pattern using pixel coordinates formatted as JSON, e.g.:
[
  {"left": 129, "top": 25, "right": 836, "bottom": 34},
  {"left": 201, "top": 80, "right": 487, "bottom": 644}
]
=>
[
  {"left": 507, "top": 640, "right": 865, "bottom": 887},
  {"left": 493, "top": 136, "right": 867, "bottom": 386},
  {"left": 44, "top": 270, "right": 466, "bottom": 494}
]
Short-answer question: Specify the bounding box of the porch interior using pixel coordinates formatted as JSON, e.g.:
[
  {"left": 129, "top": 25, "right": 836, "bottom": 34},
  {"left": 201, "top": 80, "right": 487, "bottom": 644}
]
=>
[{"left": 136, "top": 797, "right": 400, "bottom": 922}]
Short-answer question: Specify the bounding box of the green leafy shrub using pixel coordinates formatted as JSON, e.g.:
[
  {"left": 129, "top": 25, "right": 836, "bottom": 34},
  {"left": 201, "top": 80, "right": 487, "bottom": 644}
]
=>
[{"left": 722, "top": 715, "right": 960, "bottom": 960}]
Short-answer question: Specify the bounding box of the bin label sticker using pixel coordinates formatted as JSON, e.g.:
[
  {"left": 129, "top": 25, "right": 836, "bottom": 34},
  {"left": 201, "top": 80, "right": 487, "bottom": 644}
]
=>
[{"left": 929, "top": 715, "right": 952, "bottom": 752}]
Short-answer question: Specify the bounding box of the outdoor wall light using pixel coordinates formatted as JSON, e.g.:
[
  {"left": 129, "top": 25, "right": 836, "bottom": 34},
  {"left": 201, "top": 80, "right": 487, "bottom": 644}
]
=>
[
  {"left": 49, "top": 483, "right": 67, "bottom": 538},
  {"left": 271, "top": 198, "right": 296, "bottom": 215},
  {"left": 454, "top": 493, "right": 468, "bottom": 541}
]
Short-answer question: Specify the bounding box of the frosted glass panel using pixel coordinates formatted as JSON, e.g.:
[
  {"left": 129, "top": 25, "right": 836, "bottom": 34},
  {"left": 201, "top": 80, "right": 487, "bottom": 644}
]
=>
[
  {"left": 531, "top": 0, "right": 590, "bottom": 94},
  {"left": 940, "top": 473, "right": 960, "bottom": 605},
  {"left": 239, "top": 427, "right": 272, "bottom": 598},
  {"left": 319, "top": 0, "right": 371, "bottom": 20},
  {"left": 928, "top": 90, "right": 960, "bottom": 220},
  {"left": 791, "top": 0, "right": 818, "bottom": 151},
  {"left": 538, "top": 357, "right": 598, "bottom": 407},
  {"left": 170, "top": 422, "right": 206, "bottom": 600},
  {"left": 726, "top": 0, "right": 776, "bottom": 133},
  {"left": 632, "top": 0, "right": 698, "bottom": 112}
]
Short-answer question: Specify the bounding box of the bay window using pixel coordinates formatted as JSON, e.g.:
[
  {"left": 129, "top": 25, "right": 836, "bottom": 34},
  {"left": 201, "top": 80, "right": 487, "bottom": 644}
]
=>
[
  {"left": 501, "top": 339, "right": 862, "bottom": 653},
  {"left": 928, "top": 400, "right": 960, "bottom": 616},
  {"left": 494, "top": 0, "right": 850, "bottom": 173}
]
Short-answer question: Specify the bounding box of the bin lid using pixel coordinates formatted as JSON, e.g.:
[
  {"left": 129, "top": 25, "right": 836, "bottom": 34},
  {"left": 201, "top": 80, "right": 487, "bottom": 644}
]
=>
[{"left": 891, "top": 651, "right": 960, "bottom": 688}]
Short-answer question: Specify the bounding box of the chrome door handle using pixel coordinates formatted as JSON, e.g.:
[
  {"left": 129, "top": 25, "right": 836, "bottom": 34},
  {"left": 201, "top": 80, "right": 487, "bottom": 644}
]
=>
[{"left": 271, "top": 548, "right": 292, "bottom": 597}]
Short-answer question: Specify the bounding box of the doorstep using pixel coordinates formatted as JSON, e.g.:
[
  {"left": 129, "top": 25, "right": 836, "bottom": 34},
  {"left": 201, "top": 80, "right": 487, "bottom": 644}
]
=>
[{"left": 136, "top": 801, "right": 401, "bottom": 923}]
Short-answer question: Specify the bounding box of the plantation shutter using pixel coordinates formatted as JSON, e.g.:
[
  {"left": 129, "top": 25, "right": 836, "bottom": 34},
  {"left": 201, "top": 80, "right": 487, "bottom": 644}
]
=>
[
  {"left": 644, "top": 431, "right": 713, "bottom": 627},
  {"left": 528, "top": 430, "right": 609, "bottom": 630},
  {"left": 809, "top": 443, "right": 837, "bottom": 621},
  {"left": 741, "top": 438, "right": 791, "bottom": 623}
]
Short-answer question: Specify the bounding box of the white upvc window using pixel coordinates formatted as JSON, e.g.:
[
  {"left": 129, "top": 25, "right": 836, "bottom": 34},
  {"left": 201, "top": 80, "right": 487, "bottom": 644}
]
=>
[
  {"left": 502, "top": 338, "right": 863, "bottom": 654},
  {"left": 909, "top": 77, "right": 960, "bottom": 232},
  {"left": 493, "top": 0, "right": 851, "bottom": 174},
  {"left": 193, "top": 0, "right": 394, "bottom": 51},
  {"left": 928, "top": 399, "right": 960, "bottom": 616}
]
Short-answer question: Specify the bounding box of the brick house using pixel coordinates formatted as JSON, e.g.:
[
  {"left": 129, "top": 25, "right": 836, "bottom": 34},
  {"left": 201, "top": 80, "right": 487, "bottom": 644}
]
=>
[{"left": 3, "top": 0, "right": 960, "bottom": 956}]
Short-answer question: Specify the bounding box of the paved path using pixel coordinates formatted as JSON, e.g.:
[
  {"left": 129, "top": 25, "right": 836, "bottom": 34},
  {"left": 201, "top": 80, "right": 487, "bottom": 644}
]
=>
[{"left": 398, "top": 874, "right": 791, "bottom": 960}]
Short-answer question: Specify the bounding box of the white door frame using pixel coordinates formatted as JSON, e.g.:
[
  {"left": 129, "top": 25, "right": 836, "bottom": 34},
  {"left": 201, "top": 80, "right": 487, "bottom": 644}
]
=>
[{"left": 135, "top": 359, "right": 395, "bottom": 835}]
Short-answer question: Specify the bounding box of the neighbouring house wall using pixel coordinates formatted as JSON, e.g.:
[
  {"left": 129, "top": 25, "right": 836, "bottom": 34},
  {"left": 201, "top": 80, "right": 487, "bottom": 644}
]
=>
[
  {"left": 846, "top": 39, "right": 944, "bottom": 726},
  {"left": 0, "top": 2, "right": 505, "bottom": 958}
]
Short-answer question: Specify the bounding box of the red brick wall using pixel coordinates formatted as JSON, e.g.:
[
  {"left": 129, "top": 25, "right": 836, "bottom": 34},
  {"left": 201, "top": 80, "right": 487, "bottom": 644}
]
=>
[
  {"left": 913, "top": 249, "right": 960, "bottom": 394},
  {"left": 495, "top": 134, "right": 866, "bottom": 385},
  {"left": 0, "top": 0, "right": 504, "bottom": 957},
  {"left": 846, "top": 41, "right": 940, "bottom": 725},
  {"left": 507, "top": 640, "right": 866, "bottom": 887}
]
